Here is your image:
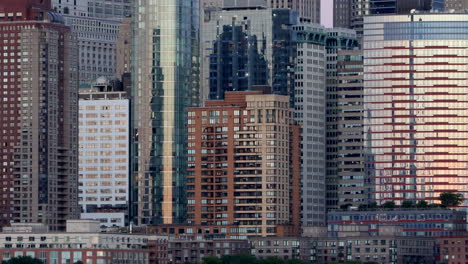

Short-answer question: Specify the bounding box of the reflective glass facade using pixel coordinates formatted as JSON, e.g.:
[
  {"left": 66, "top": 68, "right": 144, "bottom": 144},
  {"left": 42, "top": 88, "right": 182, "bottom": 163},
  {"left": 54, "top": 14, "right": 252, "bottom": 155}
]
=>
[
  {"left": 364, "top": 14, "right": 468, "bottom": 205},
  {"left": 131, "top": 0, "right": 199, "bottom": 225},
  {"left": 201, "top": 8, "right": 297, "bottom": 103}
]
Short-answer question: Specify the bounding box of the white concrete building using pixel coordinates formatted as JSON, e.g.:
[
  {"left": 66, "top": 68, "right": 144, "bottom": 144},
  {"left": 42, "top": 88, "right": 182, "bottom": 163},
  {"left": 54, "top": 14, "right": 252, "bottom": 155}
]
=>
[
  {"left": 292, "top": 24, "right": 327, "bottom": 229},
  {"left": 78, "top": 78, "right": 129, "bottom": 227}
]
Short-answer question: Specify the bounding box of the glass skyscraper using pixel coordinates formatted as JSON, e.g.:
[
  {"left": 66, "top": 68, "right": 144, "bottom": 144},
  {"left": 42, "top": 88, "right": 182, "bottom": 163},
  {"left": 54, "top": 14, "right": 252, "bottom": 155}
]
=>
[
  {"left": 131, "top": 0, "right": 199, "bottom": 225},
  {"left": 364, "top": 13, "right": 468, "bottom": 205},
  {"left": 201, "top": 7, "right": 297, "bottom": 103}
]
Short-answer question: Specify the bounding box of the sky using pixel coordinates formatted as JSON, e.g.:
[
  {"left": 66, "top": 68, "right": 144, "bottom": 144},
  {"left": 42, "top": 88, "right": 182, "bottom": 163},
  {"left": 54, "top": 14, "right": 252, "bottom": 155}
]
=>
[{"left": 321, "top": 0, "right": 333, "bottom": 28}]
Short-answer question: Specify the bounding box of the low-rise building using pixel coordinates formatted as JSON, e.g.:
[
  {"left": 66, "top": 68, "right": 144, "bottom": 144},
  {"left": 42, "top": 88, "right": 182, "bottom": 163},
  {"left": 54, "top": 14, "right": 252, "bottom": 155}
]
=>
[
  {"left": 252, "top": 226, "right": 437, "bottom": 264},
  {"left": 328, "top": 209, "right": 467, "bottom": 237},
  {"left": 0, "top": 220, "right": 167, "bottom": 264},
  {"left": 438, "top": 236, "right": 468, "bottom": 264},
  {"left": 251, "top": 237, "right": 303, "bottom": 260},
  {"left": 305, "top": 225, "right": 436, "bottom": 264},
  {"left": 167, "top": 239, "right": 250, "bottom": 263}
]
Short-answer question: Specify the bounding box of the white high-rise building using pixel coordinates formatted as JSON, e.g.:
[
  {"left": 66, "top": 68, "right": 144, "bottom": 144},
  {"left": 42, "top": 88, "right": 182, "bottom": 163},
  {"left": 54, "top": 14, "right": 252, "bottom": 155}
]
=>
[
  {"left": 78, "top": 77, "right": 129, "bottom": 227},
  {"left": 293, "top": 24, "right": 327, "bottom": 229}
]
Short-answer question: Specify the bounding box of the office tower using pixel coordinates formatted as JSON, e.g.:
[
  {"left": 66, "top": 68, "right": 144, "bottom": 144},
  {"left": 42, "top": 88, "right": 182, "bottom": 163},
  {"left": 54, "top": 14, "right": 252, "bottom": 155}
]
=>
[
  {"left": 131, "top": 0, "right": 199, "bottom": 225},
  {"left": 335, "top": 50, "right": 365, "bottom": 208},
  {"left": 78, "top": 78, "right": 129, "bottom": 227},
  {"left": 445, "top": 0, "right": 468, "bottom": 9},
  {"left": 363, "top": 13, "right": 468, "bottom": 205},
  {"left": 292, "top": 24, "right": 327, "bottom": 229},
  {"left": 324, "top": 28, "right": 359, "bottom": 211},
  {"left": 201, "top": 7, "right": 297, "bottom": 102},
  {"left": 334, "top": 0, "right": 445, "bottom": 36},
  {"left": 52, "top": 0, "right": 132, "bottom": 18},
  {"left": 116, "top": 17, "right": 131, "bottom": 79},
  {"left": 0, "top": 0, "right": 79, "bottom": 230},
  {"left": 292, "top": 24, "right": 359, "bottom": 229},
  {"left": 186, "top": 90, "right": 301, "bottom": 237},
  {"left": 63, "top": 16, "right": 121, "bottom": 85}
]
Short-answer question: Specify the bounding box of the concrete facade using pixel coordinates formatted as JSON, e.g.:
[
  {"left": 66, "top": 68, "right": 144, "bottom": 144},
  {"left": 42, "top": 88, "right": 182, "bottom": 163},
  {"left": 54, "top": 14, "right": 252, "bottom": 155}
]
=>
[{"left": 78, "top": 78, "right": 129, "bottom": 227}]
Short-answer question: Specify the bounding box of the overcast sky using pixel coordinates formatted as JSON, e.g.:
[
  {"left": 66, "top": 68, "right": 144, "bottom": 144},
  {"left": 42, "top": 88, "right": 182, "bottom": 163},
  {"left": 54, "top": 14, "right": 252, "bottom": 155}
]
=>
[{"left": 321, "top": 0, "right": 333, "bottom": 28}]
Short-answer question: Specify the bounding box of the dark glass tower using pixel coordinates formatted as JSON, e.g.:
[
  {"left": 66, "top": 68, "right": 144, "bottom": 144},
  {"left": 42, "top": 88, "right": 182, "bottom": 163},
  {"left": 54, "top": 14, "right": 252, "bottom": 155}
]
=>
[
  {"left": 131, "top": 0, "right": 199, "bottom": 225},
  {"left": 209, "top": 25, "right": 268, "bottom": 100}
]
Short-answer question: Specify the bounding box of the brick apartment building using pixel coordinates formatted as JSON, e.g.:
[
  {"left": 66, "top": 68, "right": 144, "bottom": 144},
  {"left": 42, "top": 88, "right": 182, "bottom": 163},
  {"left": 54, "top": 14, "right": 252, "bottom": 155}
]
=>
[
  {"left": 0, "top": 0, "right": 79, "bottom": 230},
  {"left": 186, "top": 89, "right": 301, "bottom": 238}
]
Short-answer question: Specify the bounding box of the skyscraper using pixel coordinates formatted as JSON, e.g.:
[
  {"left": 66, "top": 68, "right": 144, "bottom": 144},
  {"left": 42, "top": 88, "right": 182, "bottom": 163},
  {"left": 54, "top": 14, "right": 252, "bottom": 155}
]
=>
[
  {"left": 201, "top": 7, "right": 297, "bottom": 103},
  {"left": 324, "top": 28, "right": 359, "bottom": 211},
  {"left": 131, "top": 0, "right": 200, "bottom": 225},
  {"left": 335, "top": 50, "right": 365, "bottom": 208},
  {"left": 292, "top": 24, "right": 359, "bottom": 229},
  {"left": 292, "top": 24, "right": 327, "bottom": 229},
  {"left": 363, "top": 12, "right": 468, "bottom": 205},
  {"left": 0, "top": 0, "right": 79, "bottom": 230}
]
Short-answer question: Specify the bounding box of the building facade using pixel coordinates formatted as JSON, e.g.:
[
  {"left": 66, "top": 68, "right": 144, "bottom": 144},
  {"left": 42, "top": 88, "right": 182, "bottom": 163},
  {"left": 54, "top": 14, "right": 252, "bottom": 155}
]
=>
[
  {"left": 131, "top": 0, "right": 200, "bottom": 225},
  {"left": 328, "top": 209, "right": 467, "bottom": 237},
  {"left": 63, "top": 15, "right": 121, "bottom": 85},
  {"left": 307, "top": 225, "right": 436, "bottom": 264},
  {"left": 438, "top": 236, "right": 468, "bottom": 264},
  {"left": 201, "top": 7, "right": 297, "bottom": 102},
  {"left": 78, "top": 78, "right": 129, "bottom": 227},
  {"left": 324, "top": 28, "right": 359, "bottom": 211},
  {"left": 167, "top": 239, "right": 250, "bottom": 263},
  {"left": 292, "top": 24, "right": 359, "bottom": 228},
  {"left": 52, "top": 0, "right": 132, "bottom": 18},
  {"left": 186, "top": 90, "right": 301, "bottom": 238},
  {"left": 334, "top": 0, "right": 445, "bottom": 36},
  {"left": 220, "top": 0, "right": 320, "bottom": 23},
  {"left": 0, "top": 221, "right": 167, "bottom": 264},
  {"left": 0, "top": 0, "right": 79, "bottom": 231},
  {"left": 363, "top": 13, "right": 468, "bottom": 205},
  {"left": 445, "top": 0, "right": 468, "bottom": 9},
  {"left": 292, "top": 24, "right": 327, "bottom": 228},
  {"left": 251, "top": 237, "right": 303, "bottom": 260},
  {"left": 335, "top": 50, "right": 365, "bottom": 208},
  {"left": 116, "top": 17, "right": 131, "bottom": 79},
  {"left": 251, "top": 227, "right": 437, "bottom": 264},
  {"left": 269, "top": 0, "right": 320, "bottom": 23}
]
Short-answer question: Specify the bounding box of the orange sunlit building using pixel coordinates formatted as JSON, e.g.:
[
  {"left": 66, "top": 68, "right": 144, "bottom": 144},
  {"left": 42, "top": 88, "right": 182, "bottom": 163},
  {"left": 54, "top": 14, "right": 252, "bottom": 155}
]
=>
[{"left": 186, "top": 89, "right": 301, "bottom": 238}]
